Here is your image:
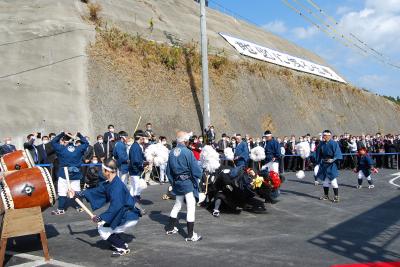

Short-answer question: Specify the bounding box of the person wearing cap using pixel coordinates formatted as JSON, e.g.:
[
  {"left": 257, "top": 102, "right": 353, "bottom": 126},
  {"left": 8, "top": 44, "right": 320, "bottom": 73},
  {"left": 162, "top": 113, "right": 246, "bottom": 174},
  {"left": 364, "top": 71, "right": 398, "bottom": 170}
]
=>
[
  {"left": 262, "top": 130, "right": 281, "bottom": 174},
  {"left": 68, "top": 158, "right": 141, "bottom": 257},
  {"left": 354, "top": 147, "right": 377, "bottom": 189},
  {"left": 128, "top": 130, "right": 147, "bottom": 214},
  {"left": 233, "top": 134, "right": 249, "bottom": 168},
  {"left": 113, "top": 131, "right": 130, "bottom": 185},
  {"left": 315, "top": 130, "right": 343, "bottom": 203},
  {"left": 165, "top": 131, "right": 203, "bottom": 242},
  {"left": 50, "top": 131, "right": 89, "bottom": 215}
]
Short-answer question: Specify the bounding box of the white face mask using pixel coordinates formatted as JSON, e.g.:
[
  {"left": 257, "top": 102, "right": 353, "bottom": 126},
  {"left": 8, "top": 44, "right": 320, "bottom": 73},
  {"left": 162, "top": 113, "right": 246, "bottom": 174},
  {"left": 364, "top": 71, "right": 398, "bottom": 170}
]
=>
[
  {"left": 162, "top": 141, "right": 167, "bottom": 145},
  {"left": 42, "top": 140, "right": 49, "bottom": 145},
  {"left": 6, "top": 140, "right": 11, "bottom": 145},
  {"left": 144, "top": 139, "right": 149, "bottom": 144},
  {"left": 92, "top": 160, "right": 98, "bottom": 164},
  {"left": 109, "top": 128, "right": 115, "bottom": 133},
  {"left": 98, "top": 139, "right": 103, "bottom": 143}
]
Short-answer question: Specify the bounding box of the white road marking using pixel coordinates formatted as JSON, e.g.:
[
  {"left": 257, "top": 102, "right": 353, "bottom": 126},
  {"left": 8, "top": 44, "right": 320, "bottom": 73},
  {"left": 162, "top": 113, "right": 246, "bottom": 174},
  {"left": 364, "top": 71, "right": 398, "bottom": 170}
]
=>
[{"left": 389, "top": 172, "right": 400, "bottom": 188}]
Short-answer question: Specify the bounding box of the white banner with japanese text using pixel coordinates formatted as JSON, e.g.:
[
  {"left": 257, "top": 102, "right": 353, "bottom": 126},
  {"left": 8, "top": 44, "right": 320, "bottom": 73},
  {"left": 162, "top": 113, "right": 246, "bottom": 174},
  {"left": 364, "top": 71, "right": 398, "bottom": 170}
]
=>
[{"left": 219, "top": 33, "right": 346, "bottom": 83}]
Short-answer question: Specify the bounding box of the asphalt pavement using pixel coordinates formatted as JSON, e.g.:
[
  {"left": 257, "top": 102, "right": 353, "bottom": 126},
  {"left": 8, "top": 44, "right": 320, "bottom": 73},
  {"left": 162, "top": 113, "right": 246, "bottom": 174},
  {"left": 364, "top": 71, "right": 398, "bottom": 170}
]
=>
[{"left": 4, "top": 169, "right": 400, "bottom": 267}]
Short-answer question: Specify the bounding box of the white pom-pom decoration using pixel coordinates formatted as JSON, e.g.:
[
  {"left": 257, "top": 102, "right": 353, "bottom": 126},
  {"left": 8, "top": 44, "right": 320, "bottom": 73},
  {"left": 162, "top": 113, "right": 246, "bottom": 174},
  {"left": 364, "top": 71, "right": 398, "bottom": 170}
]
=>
[
  {"left": 200, "top": 145, "right": 221, "bottom": 173},
  {"left": 296, "top": 170, "right": 305, "bottom": 179},
  {"left": 224, "top": 147, "right": 234, "bottom": 161},
  {"left": 250, "top": 146, "right": 266, "bottom": 162},
  {"left": 144, "top": 143, "right": 169, "bottom": 167}
]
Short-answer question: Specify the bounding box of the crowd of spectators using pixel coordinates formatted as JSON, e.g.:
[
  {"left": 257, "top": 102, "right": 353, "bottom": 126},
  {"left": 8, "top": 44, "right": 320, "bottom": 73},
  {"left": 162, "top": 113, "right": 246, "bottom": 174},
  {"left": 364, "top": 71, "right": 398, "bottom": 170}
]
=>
[{"left": 1, "top": 124, "right": 399, "bottom": 188}]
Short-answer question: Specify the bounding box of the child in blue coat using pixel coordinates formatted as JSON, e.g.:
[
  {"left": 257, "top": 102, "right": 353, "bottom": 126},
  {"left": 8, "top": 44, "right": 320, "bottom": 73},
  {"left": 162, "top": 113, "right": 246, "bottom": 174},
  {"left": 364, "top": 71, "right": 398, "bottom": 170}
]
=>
[{"left": 354, "top": 147, "right": 378, "bottom": 189}]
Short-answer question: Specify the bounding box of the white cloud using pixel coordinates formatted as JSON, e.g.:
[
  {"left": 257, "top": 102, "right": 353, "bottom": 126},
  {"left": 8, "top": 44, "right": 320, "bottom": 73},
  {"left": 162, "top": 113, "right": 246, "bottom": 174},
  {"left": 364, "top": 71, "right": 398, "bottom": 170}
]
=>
[
  {"left": 338, "top": 0, "right": 400, "bottom": 55},
  {"left": 366, "top": 0, "right": 400, "bottom": 13},
  {"left": 292, "top": 26, "right": 318, "bottom": 39},
  {"left": 262, "top": 20, "right": 287, "bottom": 34},
  {"left": 336, "top": 6, "right": 352, "bottom": 15}
]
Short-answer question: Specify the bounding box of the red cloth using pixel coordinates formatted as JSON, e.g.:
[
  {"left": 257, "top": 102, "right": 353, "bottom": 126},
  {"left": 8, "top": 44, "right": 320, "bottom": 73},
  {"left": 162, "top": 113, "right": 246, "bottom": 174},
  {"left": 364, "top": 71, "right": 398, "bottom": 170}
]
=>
[
  {"left": 269, "top": 171, "right": 281, "bottom": 189},
  {"left": 189, "top": 144, "right": 201, "bottom": 161}
]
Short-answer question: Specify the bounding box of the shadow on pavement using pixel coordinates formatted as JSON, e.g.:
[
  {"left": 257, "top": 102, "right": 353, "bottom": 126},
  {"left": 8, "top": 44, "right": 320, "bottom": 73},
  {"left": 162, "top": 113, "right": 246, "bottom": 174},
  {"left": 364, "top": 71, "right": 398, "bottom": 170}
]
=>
[
  {"left": 309, "top": 194, "right": 400, "bottom": 262},
  {"left": 280, "top": 189, "right": 320, "bottom": 200},
  {"left": 3, "top": 224, "right": 59, "bottom": 265}
]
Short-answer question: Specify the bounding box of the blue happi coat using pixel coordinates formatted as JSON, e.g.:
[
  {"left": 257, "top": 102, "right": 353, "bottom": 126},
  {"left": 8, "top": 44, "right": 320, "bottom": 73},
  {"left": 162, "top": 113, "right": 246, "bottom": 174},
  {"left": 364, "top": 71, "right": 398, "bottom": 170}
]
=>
[
  {"left": 264, "top": 138, "right": 281, "bottom": 162},
  {"left": 166, "top": 144, "right": 203, "bottom": 199},
  {"left": 315, "top": 140, "right": 343, "bottom": 181},
  {"left": 51, "top": 132, "right": 88, "bottom": 180},
  {"left": 128, "top": 142, "right": 144, "bottom": 176},
  {"left": 113, "top": 141, "right": 129, "bottom": 174},
  {"left": 82, "top": 176, "right": 141, "bottom": 229},
  {"left": 234, "top": 141, "right": 249, "bottom": 167},
  {"left": 356, "top": 154, "right": 375, "bottom": 177}
]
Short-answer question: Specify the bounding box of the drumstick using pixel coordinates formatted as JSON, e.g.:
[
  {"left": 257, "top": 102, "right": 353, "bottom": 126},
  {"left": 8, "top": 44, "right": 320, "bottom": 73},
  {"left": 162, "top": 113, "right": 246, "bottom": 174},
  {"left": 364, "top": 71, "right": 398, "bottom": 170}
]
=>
[
  {"left": 64, "top": 166, "right": 73, "bottom": 194},
  {"left": 64, "top": 167, "right": 71, "bottom": 190},
  {"left": 134, "top": 116, "right": 142, "bottom": 134},
  {"left": 75, "top": 198, "right": 95, "bottom": 218},
  {"left": 64, "top": 167, "right": 96, "bottom": 220}
]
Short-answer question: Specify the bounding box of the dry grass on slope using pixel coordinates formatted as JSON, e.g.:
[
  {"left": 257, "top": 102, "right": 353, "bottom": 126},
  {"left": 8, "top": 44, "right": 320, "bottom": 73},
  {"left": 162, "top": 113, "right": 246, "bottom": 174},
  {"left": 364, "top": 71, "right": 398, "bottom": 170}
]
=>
[{"left": 88, "top": 26, "right": 378, "bottom": 103}]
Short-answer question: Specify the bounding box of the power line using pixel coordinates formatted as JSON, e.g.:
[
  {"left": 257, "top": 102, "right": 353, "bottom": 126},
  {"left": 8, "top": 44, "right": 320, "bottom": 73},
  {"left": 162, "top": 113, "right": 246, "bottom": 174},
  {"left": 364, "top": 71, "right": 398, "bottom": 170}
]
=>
[
  {"left": 208, "top": 0, "right": 261, "bottom": 27},
  {"left": 291, "top": 0, "right": 368, "bottom": 54},
  {"left": 281, "top": 0, "right": 400, "bottom": 70},
  {"left": 0, "top": 28, "right": 93, "bottom": 47},
  {"left": 304, "top": 0, "right": 400, "bottom": 69},
  {"left": 0, "top": 55, "right": 86, "bottom": 79}
]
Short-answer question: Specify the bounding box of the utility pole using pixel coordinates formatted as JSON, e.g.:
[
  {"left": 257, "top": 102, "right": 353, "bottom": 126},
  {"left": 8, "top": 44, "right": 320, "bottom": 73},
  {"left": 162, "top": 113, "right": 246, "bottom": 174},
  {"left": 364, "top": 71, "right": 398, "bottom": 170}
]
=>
[{"left": 200, "top": 0, "right": 210, "bottom": 134}]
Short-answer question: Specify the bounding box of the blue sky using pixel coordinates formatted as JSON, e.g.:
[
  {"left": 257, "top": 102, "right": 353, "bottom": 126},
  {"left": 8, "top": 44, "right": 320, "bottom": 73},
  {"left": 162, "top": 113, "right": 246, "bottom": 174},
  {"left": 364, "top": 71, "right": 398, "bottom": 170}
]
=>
[{"left": 208, "top": 0, "right": 400, "bottom": 97}]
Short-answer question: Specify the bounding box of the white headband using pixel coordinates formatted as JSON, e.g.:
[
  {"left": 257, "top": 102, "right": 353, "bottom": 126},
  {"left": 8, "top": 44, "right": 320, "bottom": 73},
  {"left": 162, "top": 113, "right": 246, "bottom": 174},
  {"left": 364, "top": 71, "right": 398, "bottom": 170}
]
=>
[{"left": 102, "top": 164, "right": 114, "bottom": 172}]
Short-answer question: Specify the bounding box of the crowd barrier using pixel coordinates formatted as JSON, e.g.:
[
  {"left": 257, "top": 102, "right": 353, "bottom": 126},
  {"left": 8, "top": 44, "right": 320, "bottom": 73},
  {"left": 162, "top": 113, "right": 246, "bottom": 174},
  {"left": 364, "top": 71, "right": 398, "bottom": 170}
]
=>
[
  {"left": 280, "top": 152, "right": 399, "bottom": 173},
  {"left": 35, "top": 152, "right": 400, "bottom": 174}
]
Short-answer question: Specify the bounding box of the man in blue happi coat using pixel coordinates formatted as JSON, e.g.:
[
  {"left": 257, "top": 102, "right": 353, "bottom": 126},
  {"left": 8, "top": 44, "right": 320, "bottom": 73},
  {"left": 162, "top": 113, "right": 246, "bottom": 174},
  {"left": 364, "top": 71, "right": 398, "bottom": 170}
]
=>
[
  {"left": 262, "top": 130, "right": 281, "bottom": 174},
  {"left": 165, "top": 131, "right": 203, "bottom": 242},
  {"left": 51, "top": 132, "right": 88, "bottom": 215},
  {"left": 315, "top": 130, "right": 343, "bottom": 203},
  {"left": 68, "top": 158, "right": 141, "bottom": 257},
  {"left": 233, "top": 134, "right": 249, "bottom": 168},
  {"left": 112, "top": 131, "right": 129, "bottom": 184},
  {"left": 128, "top": 130, "right": 147, "bottom": 215}
]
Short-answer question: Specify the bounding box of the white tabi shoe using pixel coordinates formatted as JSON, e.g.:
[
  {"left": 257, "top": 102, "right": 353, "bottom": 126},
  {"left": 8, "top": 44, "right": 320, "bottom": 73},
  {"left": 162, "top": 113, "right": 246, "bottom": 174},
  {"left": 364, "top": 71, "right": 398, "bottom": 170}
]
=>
[{"left": 185, "top": 232, "right": 202, "bottom": 242}]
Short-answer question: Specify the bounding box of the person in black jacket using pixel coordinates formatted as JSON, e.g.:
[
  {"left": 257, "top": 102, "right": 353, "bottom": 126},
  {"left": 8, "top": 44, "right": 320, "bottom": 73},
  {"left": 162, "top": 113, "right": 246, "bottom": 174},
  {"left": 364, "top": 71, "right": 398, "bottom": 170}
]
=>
[
  {"left": 84, "top": 156, "right": 104, "bottom": 188},
  {"left": 94, "top": 135, "right": 106, "bottom": 162},
  {"left": 24, "top": 133, "right": 39, "bottom": 164},
  {"left": 36, "top": 136, "right": 51, "bottom": 165},
  {"left": 103, "top": 125, "right": 119, "bottom": 159},
  {"left": 216, "top": 133, "right": 229, "bottom": 153}
]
